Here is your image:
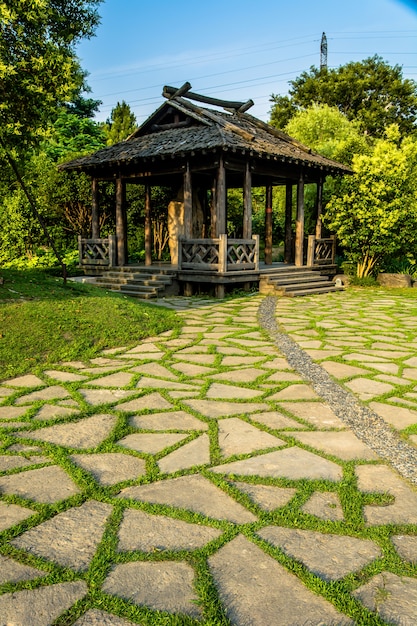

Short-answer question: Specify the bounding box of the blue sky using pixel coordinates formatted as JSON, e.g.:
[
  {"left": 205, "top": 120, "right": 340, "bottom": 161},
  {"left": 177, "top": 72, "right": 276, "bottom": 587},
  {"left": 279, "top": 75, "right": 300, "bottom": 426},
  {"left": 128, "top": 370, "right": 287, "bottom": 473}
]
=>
[{"left": 76, "top": 0, "right": 417, "bottom": 125}]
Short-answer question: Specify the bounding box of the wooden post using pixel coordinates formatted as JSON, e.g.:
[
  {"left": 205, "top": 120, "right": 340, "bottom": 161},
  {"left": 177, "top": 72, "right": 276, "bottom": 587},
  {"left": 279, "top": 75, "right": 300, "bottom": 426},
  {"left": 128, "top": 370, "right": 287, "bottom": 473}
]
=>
[
  {"left": 243, "top": 161, "right": 252, "bottom": 239},
  {"left": 264, "top": 183, "right": 273, "bottom": 265},
  {"left": 144, "top": 184, "right": 152, "bottom": 266},
  {"left": 307, "top": 234, "right": 315, "bottom": 267},
  {"left": 91, "top": 178, "right": 99, "bottom": 238},
  {"left": 295, "top": 173, "right": 304, "bottom": 267},
  {"left": 253, "top": 233, "right": 260, "bottom": 270},
  {"left": 115, "top": 176, "right": 127, "bottom": 266},
  {"left": 215, "top": 155, "right": 226, "bottom": 236},
  {"left": 183, "top": 162, "right": 192, "bottom": 237},
  {"left": 315, "top": 177, "right": 323, "bottom": 239},
  {"left": 284, "top": 183, "right": 293, "bottom": 264},
  {"left": 218, "top": 233, "right": 227, "bottom": 273}
]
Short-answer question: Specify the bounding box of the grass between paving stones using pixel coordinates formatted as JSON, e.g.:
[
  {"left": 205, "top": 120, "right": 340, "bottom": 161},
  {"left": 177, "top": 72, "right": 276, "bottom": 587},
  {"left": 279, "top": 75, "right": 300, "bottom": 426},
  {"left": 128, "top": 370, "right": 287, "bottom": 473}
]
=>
[
  {"left": 0, "top": 268, "right": 180, "bottom": 381},
  {"left": 2, "top": 297, "right": 417, "bottom": 624}
]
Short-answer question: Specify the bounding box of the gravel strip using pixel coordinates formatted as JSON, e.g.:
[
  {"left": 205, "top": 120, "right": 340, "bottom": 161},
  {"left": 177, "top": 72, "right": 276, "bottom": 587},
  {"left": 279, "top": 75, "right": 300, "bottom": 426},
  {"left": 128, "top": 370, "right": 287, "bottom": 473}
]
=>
[{"left": 259, "top": 296, "right": 417, "bottom": 485}]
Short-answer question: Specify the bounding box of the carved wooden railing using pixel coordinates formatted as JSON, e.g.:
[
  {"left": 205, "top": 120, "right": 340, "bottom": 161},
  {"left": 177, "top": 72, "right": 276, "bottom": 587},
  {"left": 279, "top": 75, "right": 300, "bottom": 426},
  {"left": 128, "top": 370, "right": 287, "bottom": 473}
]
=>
[
  {"left": 78, "top": 235, "right": 116, "bottom": 267},
  {"left": 306, "top": 235, "right": 336, "bottom": 266},
  {"left": 178, "top": 234, "right": 259, "bottom": 272}
]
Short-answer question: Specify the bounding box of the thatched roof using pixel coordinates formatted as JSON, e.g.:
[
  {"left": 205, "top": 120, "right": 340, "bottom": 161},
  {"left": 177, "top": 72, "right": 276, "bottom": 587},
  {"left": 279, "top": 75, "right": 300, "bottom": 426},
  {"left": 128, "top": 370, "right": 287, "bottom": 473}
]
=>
[{"left": 60, "top": 88, "right": 352, "bottom": 177}]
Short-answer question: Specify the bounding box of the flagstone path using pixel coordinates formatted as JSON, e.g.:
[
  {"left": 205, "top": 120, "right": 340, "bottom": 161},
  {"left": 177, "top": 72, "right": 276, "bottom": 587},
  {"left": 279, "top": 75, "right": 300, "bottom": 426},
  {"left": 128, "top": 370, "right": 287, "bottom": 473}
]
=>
[{"left": 0, "top": 292, "right": 416, "bottom": 625}]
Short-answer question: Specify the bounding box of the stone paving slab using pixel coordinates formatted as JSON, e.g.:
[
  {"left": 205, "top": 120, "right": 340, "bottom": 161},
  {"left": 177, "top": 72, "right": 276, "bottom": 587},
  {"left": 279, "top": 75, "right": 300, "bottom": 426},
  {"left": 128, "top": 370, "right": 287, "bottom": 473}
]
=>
[
  {"left": 88, "top": 372, "right": 136, "bottom": 387},
  {"left": 229, "top": 481, "right": 297, "bottom": 511},
  {"left": 0, "top": 405, "right": 29, "bottom": 420},
  {"left": 211, "top": 447, "right": 343, "bottom": 481},
  {"left": 391, "top": 535, "right": 417, "bottom": 563},
  {"left": 102, "top": 561, "right": 202, "bottom": 619},
  {"left": 288, "top": 430, "right": 379, "bottom": 460},
  {"left": 129, "top": 409, "right": 208, "bottom": 431},
  {"left": 268, "top": 384, "right": 319, "bottom": 401},
  {"left": 70, "top": 452, "right": 146, "bottom": 486},
  {"left": 43, "top": 370, "right": 88, "bottom": 383},
  {"left": 249, "top": 410, "right": 305, "bottom": 429},
  {"left": 117, "top": 508, "right": 222, "bottom": 552},
  {"left": 15, "top": 385, "right": 70, "bottom": 405},
  {"left": 356, "top": 464, "right": 417, "bottom": 525},
  {"left": 119, "top": 474, "right": 257, "bottom": 523},
  {"left": 0, "top": 465, "right": 80, "bottom": 503},
  {"left": 258, "top": 526, "right": 382, "bottom": 580},
  {"left": 0, "top": 454, "right": 49, "bottom": 471},
  {"left": 206, "top": 381, "right": 264, "bottom": 400},
  {"left": 22, "top": 413, "right": 118, "bottom": 449},
  {"left": 210, "top": 367, "right": 267, "bottom": 383},
  {"left": 208, "top": 534, "right": 354, "bottom": 626},
  {"left": 79, "top": 388, "right": 137, "bottom": 405},
  {"left": 11, "top": 501, "right": 113, "bottom": 571},
  {"left": 4, "top": 374, "right": 45, "bottom": 388},
  {"left": 301, "top": 491, "right": 344, "bottom": 521},
  {"left": 158, "top": 433, "right": 210, "bottom": 472},
  {"left": 34, "top": 404, "right": 80, "bottom": 421},
  {"left": 115, "top": 392, "right": 173, "bottom": 412},
  {"left": 0, "top": 581, "right": 88, "bottom": 626},
  {"left": 118, "top": 432, "right": 188, "bottom": 454},
  {"left": 369, "top": 401, "right": 417, "bottom": 429},
  {"left": 218, "top": 418, "right": 286, "bottom": 457},
  {"left": 183, "top": 398, "right": 269, "bottom": 418},
  {"left": 353, "top": 571, "right": 417, "bottom": 625},
  {"left": 0, "top": 500, "right": 35, "bottom": 531},
  {"left": 278, "top": 401, "right": 347, "bottom": 428},
  {"left": 0, "top": 554, "right": 45, "bottom": 584}
]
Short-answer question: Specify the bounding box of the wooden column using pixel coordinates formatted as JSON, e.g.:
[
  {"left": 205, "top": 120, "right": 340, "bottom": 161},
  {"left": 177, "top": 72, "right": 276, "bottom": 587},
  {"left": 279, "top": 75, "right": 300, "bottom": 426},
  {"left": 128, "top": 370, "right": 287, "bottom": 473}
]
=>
[
  {"left": 183, "top": 162, "right": 192, "bottom": 237},
  {"left": 264, "top": 183, "right": 273, "bottom": 265},
  {"left": 91, "top": 178, "right": 99, "bottom": 238},
  {"left": 243, "top": 161, "right": 252, "bottom": 239},
  {"left": 315, "top": 176, "right": 323, "bottom": 239},
  {"left": 144, "top": 183, "right": 152, "bottom": 266},
  {"left": 115, "top": 176, "right": 127, "bottom": 266},
  {"left": 284, "top": 183, "right": 293, "bottom": 264},
  {"left": 215, "top": 155, "right": 227, "bottom": 236},
  {"left": 295, "top": 173, "right": 305, "bottom": 267}
]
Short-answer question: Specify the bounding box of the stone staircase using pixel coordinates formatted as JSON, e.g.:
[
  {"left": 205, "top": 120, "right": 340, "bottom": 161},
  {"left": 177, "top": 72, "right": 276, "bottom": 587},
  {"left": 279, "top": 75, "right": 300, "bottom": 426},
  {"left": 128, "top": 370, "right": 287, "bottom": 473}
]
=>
[
  {"left": 259, "top": 266, "right": 344, "bottom": 297},
  {"left": 94, "top": 267, "right": 178, "bottom": 300}
]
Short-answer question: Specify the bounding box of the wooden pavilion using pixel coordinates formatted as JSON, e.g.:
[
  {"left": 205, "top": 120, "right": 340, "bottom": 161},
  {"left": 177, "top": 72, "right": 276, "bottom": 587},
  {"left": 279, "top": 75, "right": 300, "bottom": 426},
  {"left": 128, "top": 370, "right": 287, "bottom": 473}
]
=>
[{"left": 61, "top": 83, "right": 351, "bottom": 297}]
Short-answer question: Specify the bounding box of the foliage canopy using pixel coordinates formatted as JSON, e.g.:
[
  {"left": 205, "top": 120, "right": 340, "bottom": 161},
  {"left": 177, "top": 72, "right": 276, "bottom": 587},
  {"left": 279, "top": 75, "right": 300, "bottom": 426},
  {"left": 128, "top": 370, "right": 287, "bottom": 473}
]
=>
[
  {"left": 323, "top": 126, "right": 417, "bottom": 277},
  {"left": 0, "top": 0, "right": 102, "bottom": 150},
  {"left": 270, "top": 56, "right": 417, "bottom": 138}
]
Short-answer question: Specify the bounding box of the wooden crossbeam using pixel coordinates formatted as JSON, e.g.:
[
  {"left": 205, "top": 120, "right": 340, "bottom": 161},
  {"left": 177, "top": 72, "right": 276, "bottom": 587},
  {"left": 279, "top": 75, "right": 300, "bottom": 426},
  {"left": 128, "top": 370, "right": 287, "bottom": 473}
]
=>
[{"left": 163, "top": 83, "right": 254, "bottom": 113}]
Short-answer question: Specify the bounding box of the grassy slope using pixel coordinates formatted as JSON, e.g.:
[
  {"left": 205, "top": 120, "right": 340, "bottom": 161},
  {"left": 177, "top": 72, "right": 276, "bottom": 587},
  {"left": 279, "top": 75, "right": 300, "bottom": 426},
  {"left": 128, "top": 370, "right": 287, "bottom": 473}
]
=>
[{"left": 0, "top": 269, "right": 180, "bottom": 381}]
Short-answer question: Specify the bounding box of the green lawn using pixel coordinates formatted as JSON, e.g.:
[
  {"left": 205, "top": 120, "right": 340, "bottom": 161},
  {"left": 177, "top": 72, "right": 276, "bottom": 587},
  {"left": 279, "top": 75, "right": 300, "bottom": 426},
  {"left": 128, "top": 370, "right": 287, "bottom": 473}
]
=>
[{"left": 0, "top": 269, "right": 181, "bottom": 381}]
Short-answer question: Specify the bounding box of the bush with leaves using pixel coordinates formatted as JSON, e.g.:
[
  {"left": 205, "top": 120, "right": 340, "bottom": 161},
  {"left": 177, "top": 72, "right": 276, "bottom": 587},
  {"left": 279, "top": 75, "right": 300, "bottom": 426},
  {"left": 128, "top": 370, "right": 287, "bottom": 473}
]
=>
[{"left": 323, "top": 126, "right": 417, "bottom": 278}]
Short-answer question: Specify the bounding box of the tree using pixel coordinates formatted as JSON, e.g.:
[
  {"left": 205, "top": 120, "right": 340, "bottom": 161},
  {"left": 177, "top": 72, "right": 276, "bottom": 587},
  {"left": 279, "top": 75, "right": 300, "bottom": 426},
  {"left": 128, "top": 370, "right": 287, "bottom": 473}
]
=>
[
  {"left": 285, "top": 104, "right": 369, "bottom": 166},
  {"left": 0, "top": 0, "right": 102, "bottom": 150},
  {"left": 270, "top": 56, "right": 417, "bottom": 138},
  {"left": 44, "top": 109, "right": 106, "bottom": 161},
  {"left": 323, "top": 126, "right": 417, "bottom": 277},
  {"left": 102, "top": 101, "right": 137, "bottom": 145}
]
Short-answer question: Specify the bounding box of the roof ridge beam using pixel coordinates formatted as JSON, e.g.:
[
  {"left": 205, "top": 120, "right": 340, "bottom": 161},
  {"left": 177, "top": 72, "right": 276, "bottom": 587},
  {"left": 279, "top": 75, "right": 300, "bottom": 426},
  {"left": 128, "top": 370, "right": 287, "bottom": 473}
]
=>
[{"left": 163, "top": 84, "right": 253, "bottom": 112}]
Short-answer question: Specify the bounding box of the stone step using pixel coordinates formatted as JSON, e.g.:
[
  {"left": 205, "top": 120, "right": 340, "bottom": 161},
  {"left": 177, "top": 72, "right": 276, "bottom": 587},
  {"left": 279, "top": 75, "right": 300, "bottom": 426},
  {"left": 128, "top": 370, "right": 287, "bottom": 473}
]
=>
[
  {"left": 283, "top": 285, "right": 344, "bottom": 297},
  {"left": 118, "top": 286, "right": 160, "bottom": 299},
  {"left": 94, "top": 268, "right": 175, "bottom": 299},
  {"left": 103, "top": 272, "right": 173, "bottom": 284},
  {"left": 268, "top": 275, "right": 328, "bottom": 287},
  {"left": 261, "top": 265, "right": 342, "bottom": 297}
]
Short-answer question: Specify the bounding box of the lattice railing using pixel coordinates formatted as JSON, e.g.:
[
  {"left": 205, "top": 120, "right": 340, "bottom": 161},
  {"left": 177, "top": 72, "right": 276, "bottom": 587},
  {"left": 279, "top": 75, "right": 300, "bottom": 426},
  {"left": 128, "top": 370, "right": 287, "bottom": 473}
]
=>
[
  {"left": 179, "top": 234, "right": 259, "bottom": 272},
  {"left": 307, "top": 235, "right": 336, "bottom": 266},
  {"left": 78, "top": 235, "right": 116, "bottom": 267}
]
